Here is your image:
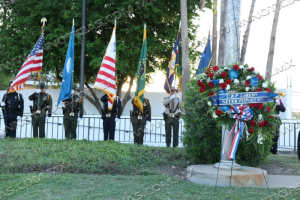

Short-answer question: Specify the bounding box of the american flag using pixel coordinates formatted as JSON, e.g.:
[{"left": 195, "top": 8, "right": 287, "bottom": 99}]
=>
[
  {"left": 94, "top": 27, "right": 116, "bottom": 110},
  {"left": 8, "top": 27, "right": 45, "bottom": 93}
]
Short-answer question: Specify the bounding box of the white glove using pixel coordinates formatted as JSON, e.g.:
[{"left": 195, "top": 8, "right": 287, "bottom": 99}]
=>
[
  {"left": 17, "top": 116, "right": 21, "bottom": 120},
  {"left": 170, "top": 94, "right": 176, "bottom": 99},
  {"left": 77, "top": 117, "right": 82, "bottom": 122},
  {"left": 276, "top": 99, "right": 280, "bottom": 105},
  {"left": 179, "top": 118, "right": 183, "bottom": 123},
  {"left": 146, "top": 121, "right": 150, "bottom": 125},
  {"left": 0, "top": 102, "right": 5, "bottom": 107},
  {"left": 36, "top": 89, "right": 41, "bottom": 93},
  {"left": 115, "top": 118, "right": 119, "bottom": 122},
  {"left": 71, "top": 90, "right": 74, "bottom": 95},
  {"left": 45, "top": 116, "right": 49, "bottom": 121}
]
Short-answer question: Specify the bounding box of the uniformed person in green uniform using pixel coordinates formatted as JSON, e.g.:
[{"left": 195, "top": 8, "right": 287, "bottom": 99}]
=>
[
  {"left": 130, "top": 97, "right": 151, "bottom": 145},
  {"left": 62, "top": 85, "right": 83, "bottom": 139},
  {"left": 163, "top": 87, "right": 183, "bottom": 147},
  {"left": 28, "top": 82, "right": 53, "bottom": 138}
]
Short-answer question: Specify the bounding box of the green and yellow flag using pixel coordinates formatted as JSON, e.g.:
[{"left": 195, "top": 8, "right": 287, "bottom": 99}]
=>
[{"left": 133, "top": 24, "right": 147, "bottom": 113}]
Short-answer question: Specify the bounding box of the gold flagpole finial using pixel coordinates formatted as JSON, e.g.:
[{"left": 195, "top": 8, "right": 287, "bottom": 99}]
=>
[
  {"left": 179, "top": 21, "right": 181, "bottom": 30},
  {"left": 144, "top": 23, "right": 146, "bottom": 30},
  {"left": 115, "top": 18, "right": 116, "bottom": 27},
  {"left": 41, "top": 17, "right": 47, "bottom": 26},
  {"left": 73, "top": 18, "right": 75, "bottom": 26}
]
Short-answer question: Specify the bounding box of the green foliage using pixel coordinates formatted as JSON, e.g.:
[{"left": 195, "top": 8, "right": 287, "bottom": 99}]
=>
[
  {"left": 0, "top": 73, "right": 13, "bottom": 90},
  {"left": 0, "top": 138, "right": 190, "bottom": 174},
  {"left": 0, "top": 0, "right": 213, "bottom": 88}
]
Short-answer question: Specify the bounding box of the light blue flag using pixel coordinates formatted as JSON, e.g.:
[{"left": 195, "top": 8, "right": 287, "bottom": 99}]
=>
[
  {"left": 196, "top": 32, "right": 212, "bottom": 75},
  {"left": 57, "top": 25, "right": 75, "bottom": 106}
]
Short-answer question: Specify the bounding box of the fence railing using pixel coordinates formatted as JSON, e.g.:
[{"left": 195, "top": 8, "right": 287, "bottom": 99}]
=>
[
  {"left": 0, "top": 115, "right": 298, "bottom": 151},
  {"left": 0, "top": 114, "right": 184, "bottom": 147}
]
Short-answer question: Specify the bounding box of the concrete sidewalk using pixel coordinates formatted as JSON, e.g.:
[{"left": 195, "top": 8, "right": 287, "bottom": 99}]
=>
[{"left": 261, "top": 175, "right": 300, "bottom": 188}]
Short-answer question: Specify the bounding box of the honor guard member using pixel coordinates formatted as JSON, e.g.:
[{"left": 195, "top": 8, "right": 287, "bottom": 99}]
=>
[
  {"left": 0, "top": 81, "right": 24, "bottom": 138},
  {"left": 271, "top": 97, "right": 286, "bottom": 154},
  {"left": 162, "top": 87, "right": 183, "bottom": 147},
  {"left": 100, "top": 94, "right": 122, "bottom": 140},
  {"left": 28, "top": 82, "right": 52, "bottom": 138},
  {"left": 62, "top": 85, "right": 83, "bottom": 139},
  {"left": 130, "top": 97, "right": 151, "bottom": 145}
]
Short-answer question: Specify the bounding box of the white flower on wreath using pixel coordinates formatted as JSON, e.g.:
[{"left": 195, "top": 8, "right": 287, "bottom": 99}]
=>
[
  {"left": 207, "top": 78, "right": 211, "bottom": 83},
  {"left": 226, "top": 84, "right": 230, "bottom": 90},
  {"left": 234, "top": 79, "right": 239, "bottom": 84},
  {"left": 258, "top": 114, "right": 263, "bottom": 121},
  {"left": 246, "top": 75, "right": 252, "bottom": 80},
  {"left": 219, "top": 79, "right": 224, "bottom": 83},
  {"left": 254, "top": 70, "right": 259, "bottom": 74},
  {"left": 241, "top": 80, "right": 246, "bottom": 84},
  {"left": 262, "top": 82, "right": 268, "bottom": 88},
  {"left": 224, "top": 67, "right": 228, "bottom": 70},
  {"left": 245, "top": 87, "right": 250, "bottom": 92},
  {"left": 207, "top": 101, "right": 212, "bottom": 106},
  {"left": 213, "top": 112, "right": 218, "bottom": 119},
  {"left": 239, "top": 65, "right": 244, "bottom": 69},
  {"left": 196, "top": 74, "right": 206, "bottom": 81}
]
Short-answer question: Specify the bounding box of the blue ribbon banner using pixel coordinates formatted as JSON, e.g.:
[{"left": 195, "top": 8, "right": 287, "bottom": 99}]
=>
[{"left": 211, "top": 92, "right": 278, "bottom": 105}]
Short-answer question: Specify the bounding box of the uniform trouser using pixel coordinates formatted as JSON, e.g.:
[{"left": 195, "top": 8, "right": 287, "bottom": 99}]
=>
[
  {"left": 271, "top": 128, "right": 280, "bottom": 154},
  {"left": 64, "top": 118, "right": 78, "bottom": 139},
  {"left": 165, "top": 117, "right": 179, "bottom": 147},
  {"left": 132, "top": 121, "right": 146, "bottom": 145},
  {"left": 103, "top": 120, "right": 116, "bottom": 140},
  {"left": 32, "top": 116, "right": 46, "bottom": 138},
  {"left": 4, "top": 118, "right": 17, "bottom": 138}
]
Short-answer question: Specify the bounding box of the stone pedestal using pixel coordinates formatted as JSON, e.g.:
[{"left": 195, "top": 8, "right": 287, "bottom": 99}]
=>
[{"left": 187, "top": 165, "right": 267, "bottom": 187}]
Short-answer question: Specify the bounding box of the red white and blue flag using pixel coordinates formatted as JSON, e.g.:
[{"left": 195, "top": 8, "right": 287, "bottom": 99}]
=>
[
  {"left": 8, "top": 26, "right": 45, "bottom": 93},
  {"left": 94, "top": 26, "right": 116, "bottom": 110}
]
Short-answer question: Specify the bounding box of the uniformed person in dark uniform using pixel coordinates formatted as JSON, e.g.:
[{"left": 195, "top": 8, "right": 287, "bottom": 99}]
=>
[
  {"left": 162, "top": 87, "right": 183, "bottom": 147},
  {"left": 28, "top": 82, "right": 52, "bottom": 138},
  {"left": 62, "top": 85, "right": 83, "bottom": 139},
  {"left": 100, "top": 94, "right": 122, "bottom": 141},
  {"left": 130, "top": 97, "right": 151, "bottom": 145},
  {"left": 271, "top": 98, "right": 286, "bottom": 154},
  {"left": 0, "top": 81, "right": 24, "bottom": 138}
]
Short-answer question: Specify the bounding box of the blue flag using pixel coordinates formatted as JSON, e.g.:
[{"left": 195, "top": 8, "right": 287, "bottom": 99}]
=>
[
  {"left": 164, "top": 30, "right": 180, "bottom": 94},
  {"left": 57, "top": 25, "right": 75, "bottom": 106},
  {"left": 196, "top": 33, "right": 212, "bottom": 75}
]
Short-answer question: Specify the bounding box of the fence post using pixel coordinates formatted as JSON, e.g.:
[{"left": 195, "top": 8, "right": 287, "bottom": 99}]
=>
[
  {"left": 295, "top": 123, "right": 297, "bottom": 152},
  {"left": 88, "top": 117, "right": 90, "bottom": 141}
]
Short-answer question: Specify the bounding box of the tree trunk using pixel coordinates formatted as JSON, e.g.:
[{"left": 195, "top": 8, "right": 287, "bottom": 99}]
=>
[
  {"left": 265, "top": 0, "right": 282, "bottom": 80},
  {"left": 180, "top": 0, "right": 189, "bottom": 102},
  {"left": 84, "top": 82, "right": 102, "bottom": 114},
  {"left": 211, "top": 0, "right": 218, "bottom": 66},
  {"left": 217, "top": 0, "right": 227, "bottom": 66},
  {"left": 240, "top": 0, "right": 256, "bottom": 65},
  {"left": 121, "top": 76, "right": 134, "bottom": 109}
]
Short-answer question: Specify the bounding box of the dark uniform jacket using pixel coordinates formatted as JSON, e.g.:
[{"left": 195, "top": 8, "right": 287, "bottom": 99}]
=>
[
  {"left": 100, "top": 94, "right": 122, "bottom": 121},
  {"left": 62, "top": 94, "right": 84, "bottom": 119},
  {"left": 130, "top": 98, "right": 151, "bottom": 123},
  {"left": 1, "top": 92, "right": 24, "bottom": 119},
  {"left": 28, "top": 92, "right": 52, "bottom": 117},
  {"left": 275, "top": 99, "right": 286, "bottom": 128}
]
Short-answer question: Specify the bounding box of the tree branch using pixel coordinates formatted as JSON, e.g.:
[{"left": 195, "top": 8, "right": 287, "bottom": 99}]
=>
[
  {"left": 121, "top": 76, "right": 134, "bottom": 109},
  {"left": 84, "top": 82, "right": 102, "bottom": 114}
]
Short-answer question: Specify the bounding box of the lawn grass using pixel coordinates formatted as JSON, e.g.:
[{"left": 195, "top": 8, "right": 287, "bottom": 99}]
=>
[
  {"left": 0, "top": 138, "right": 190, "bottom": 174},
  {"left": 1, "top": 173, "right": 299, "bottom": 200}
]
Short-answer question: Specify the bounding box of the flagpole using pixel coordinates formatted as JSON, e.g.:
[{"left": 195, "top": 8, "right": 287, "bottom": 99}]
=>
[
  {"left": 71, "top": 19, "right": 75, "bottom": 114},
  {"left": 37, "top": 17, "right": 47, "bottom": 112},
  {"left": 173, "top": 21, "right": 181, "bottom": 92}
]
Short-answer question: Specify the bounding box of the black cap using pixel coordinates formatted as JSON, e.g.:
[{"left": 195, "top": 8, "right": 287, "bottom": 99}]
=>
[
  {"left": 8, "top": 80, "right": 13, "bottom": 87},
  {"left": 39, "top": 82, "right": 46, "bottom": 89}
]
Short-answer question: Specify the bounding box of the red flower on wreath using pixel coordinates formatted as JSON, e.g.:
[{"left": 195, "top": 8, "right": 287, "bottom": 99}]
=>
[
  {"left": 212, "top": 66, "right": 219, "bottom": 71},
  {"left": 220, "top": 83, "right": 227, "bottom": 89},
  {"left": 265, "top": 88, "right": 271, "bottom": 92},
  {"left": 263, "top": 120, "right": 268, "bottom": 126},
  {"left": 257, "top": 74, "right": 264, "bottom": 80},
  {"left": 197, "top": 80, "right": 203, "bottom": 87},
  {"left": 249, "top": 103, "right": 257, "bottom": 108},
  {"left": 202, "top": 84, "right": 207, "bottom": 89},
  {"left": 256, "top": 103, "right": 263, "bottom": 110},
  {"left": 200, "top": 87, "right": 206, "bottom": 93},
  {"left": 226, "top": 79, "right": 232, "bottom": 84},
  {"left": 209, "top": 91, "right": 214, "bottom": 97},
  {"left": 209, "top": 73, "right": 214, "bottom": 79},
  {"left": 250, "top": 120, "right": 256, "bottom": 127},
  {"left": 208, "top": 82, "right": 214, "bottom": 88},
  {"left": 249, "top": 128, "right": 254, "bottom": 134},
  {"left": 216, "top": 110, "right": 223, "bottom": 115},
  {"left": 233, "top": 64, "right": 239, "bottom": 71},
  {"left": 267, "top": 107, "right": 270, "bottom": 113},
  {"left": 221, "top": 72, "right": 227, "bottom": 77},
  {"left": 259, "top": 121, "right": 265, "bottom": 127},
  {"left": 268, "top": 115, "right": 274, "bottom": 118},
  {"left": 256, "top": 88, "right": 263, "bottom": 92},
  {"left": 250, "top": 67, "right": 255, "bottom": 72},
  {"left": 245, "top": 80, "right": 250, "bottom": 86}
]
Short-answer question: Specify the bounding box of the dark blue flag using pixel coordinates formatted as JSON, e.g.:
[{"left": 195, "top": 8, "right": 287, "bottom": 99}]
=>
[{"left": 196, "top": 32, "right": 212, "bottom": 75}]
